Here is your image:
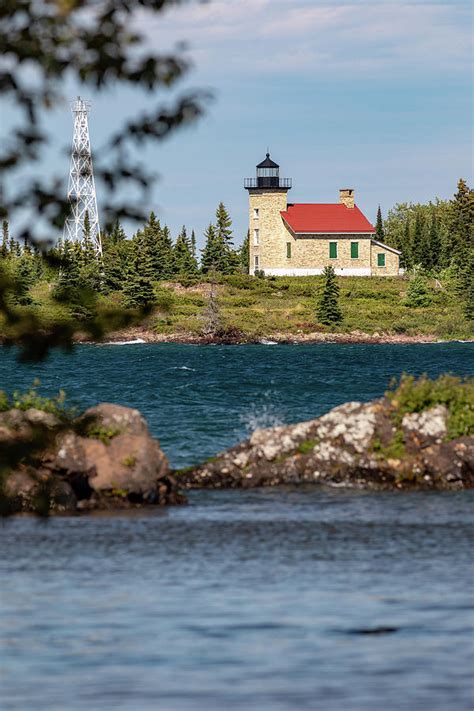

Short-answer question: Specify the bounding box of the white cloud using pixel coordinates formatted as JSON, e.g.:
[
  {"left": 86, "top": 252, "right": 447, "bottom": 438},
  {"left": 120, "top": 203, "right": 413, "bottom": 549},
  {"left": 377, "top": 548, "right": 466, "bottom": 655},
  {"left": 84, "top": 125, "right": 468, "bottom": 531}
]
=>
[{"left": 141, "top": 1, "right": 471, "bottom": 76}]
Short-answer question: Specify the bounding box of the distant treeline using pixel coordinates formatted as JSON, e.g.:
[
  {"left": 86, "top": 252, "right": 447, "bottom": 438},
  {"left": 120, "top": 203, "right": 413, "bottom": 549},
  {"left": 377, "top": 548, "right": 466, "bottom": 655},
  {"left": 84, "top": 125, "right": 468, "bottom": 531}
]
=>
[
  {"left": 378, "top": 179, "right": 473, "bottom": 275},
  {"left": 1, "top": 180, "right": 472, "bottom": 317},
  {"left": 0, "top": 202, "right": 250, "bottom": 308}
]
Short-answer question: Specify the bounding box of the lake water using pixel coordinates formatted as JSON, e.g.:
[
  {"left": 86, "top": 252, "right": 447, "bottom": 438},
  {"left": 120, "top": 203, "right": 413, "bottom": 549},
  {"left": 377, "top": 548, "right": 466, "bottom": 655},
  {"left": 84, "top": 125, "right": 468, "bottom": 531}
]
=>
[
  {"left": 1, "top": 342, "right": 473, "bottom": 468},
  {"left": 1, "top": 343, "right": 473, "bottom": 710}
]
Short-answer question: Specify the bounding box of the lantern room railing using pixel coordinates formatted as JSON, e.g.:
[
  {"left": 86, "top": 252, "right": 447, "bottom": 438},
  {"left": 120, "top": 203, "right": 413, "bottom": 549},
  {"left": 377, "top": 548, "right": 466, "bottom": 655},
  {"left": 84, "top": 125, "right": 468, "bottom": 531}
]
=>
[{"left": 244, "top": 177, "right": 292, "bottom": 189}]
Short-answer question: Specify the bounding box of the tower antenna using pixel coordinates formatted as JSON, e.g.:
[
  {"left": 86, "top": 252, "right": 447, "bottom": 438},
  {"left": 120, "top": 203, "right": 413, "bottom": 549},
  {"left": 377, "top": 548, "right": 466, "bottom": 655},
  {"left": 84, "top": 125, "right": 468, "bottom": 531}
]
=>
[{"left": 63, "top": 96, "right": 102, "bottom": 255}]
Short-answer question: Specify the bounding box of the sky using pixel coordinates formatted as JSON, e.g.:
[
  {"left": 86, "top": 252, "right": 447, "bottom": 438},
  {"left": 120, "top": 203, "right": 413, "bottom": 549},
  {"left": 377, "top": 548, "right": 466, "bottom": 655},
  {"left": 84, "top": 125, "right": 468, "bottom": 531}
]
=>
[{"left": 7, "top": 0, "right": 473, "bottom": 248}]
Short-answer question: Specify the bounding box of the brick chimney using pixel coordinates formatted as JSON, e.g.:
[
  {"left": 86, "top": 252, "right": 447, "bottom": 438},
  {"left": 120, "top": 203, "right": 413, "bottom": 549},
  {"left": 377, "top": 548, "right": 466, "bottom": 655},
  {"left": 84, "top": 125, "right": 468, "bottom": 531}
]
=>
[{"left": 339, "top": 188, "right": 355, "bottom": 209}]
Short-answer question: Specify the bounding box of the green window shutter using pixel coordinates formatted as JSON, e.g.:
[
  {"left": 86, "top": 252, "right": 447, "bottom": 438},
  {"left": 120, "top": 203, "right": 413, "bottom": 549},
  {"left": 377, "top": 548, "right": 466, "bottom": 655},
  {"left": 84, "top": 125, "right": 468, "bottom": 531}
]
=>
[
  {"left": 350, "top": 242, "right": 359, "bottom": 259},
  {"left": 377, "top": 253, "right": 386, "bottom": 267},
  {"left": 329, "top": 242, "right": 337, "bottom": 259},
  {"left": 286, "top": 242, "right": 292, "bottom": 259}
]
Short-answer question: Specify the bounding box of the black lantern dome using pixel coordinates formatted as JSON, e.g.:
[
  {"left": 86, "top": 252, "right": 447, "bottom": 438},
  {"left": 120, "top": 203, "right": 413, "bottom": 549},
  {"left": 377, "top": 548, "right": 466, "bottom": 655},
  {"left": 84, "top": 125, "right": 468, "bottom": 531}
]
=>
[
  {"left": 244, "top": 153, "right": 291, "bottom": 190},
  {"left": 256, "top": 153, "right": 279, "bottom": 187}
]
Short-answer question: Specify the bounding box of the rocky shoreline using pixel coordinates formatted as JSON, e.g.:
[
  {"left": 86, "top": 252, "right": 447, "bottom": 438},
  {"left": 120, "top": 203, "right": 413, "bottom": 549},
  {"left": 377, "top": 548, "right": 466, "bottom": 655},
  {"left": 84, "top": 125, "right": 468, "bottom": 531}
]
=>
[
  {"left": 2, "top": 376, "right": 473, "bottom": 515},
  {"left": 179, "top": 399, "right": 474, "bottom": 492},
  {"left": 76, "top": 326, "right": 465, "bottom": 346}
]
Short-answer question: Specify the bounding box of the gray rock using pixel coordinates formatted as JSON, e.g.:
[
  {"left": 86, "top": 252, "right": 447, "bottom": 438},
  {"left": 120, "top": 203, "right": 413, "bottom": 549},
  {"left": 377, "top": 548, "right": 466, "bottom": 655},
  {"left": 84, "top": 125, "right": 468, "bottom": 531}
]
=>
[{"left": 179, "top": 399, "right": 473, "bottom": 492}]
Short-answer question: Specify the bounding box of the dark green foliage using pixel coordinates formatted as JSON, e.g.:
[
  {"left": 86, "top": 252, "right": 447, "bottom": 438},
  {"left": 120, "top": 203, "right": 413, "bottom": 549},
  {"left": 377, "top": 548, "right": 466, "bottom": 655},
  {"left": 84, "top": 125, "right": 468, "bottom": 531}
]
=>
[
  {"left": 122, "top": 256, "right": 156, "bottom": 309},
  {"left": 215, "top": 202, "right": 233, "bottom": 246},
  {"left": 317, "top": 266, "right": 343, "bottom": 325},
  {"left": 386, "top": 374, "right": 474, "bottom": 439},
  {"left": 1, "top": 221, "right": 9, "bottom": 258},
  {"left": 428, "top": 211, "right": 441, "bottom": 270},
  {"left": 375, "top": 205, "right": 384, "bottom": 242},
  {"left": 404, "top": 272, "right": 432, "bottom": 308},
  {"left": 240, "top": 231, "right": 250, "bottom": 273},
  {"left": 174, "top": 226, "right": 198, "bottom": 276},
  {"left": 201, "top": 224, "right": 221, "bottom": 274},
  {"left": 411, "top": 211, "right": 424, "bottom": 266}
]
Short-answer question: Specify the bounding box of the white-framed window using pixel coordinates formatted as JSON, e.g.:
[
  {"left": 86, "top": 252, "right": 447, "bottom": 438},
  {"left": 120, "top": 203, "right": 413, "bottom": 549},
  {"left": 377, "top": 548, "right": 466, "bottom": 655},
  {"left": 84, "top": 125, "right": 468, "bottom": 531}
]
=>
[
  {"left": 253, "top": 208, "right": 259, "bottom": 219},
  {"left": 254, "top": 255, "right": 259, "bottom": 270},
  {"left": 253, "top": 228, "right": 259, "bottom": 246}
]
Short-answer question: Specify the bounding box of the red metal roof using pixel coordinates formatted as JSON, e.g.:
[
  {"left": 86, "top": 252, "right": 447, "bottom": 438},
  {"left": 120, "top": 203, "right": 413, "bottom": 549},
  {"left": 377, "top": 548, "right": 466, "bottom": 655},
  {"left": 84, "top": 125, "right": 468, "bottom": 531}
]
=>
[{"left": 281, "top": 203, "right": 375, "bottom": 234}]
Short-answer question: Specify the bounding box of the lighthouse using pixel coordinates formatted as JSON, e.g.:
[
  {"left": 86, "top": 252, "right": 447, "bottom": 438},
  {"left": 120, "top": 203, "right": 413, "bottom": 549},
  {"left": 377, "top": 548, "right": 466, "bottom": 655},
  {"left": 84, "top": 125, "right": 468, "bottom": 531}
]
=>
[{"left": 244, "top": 153, "right": 292, "bottom": 274}]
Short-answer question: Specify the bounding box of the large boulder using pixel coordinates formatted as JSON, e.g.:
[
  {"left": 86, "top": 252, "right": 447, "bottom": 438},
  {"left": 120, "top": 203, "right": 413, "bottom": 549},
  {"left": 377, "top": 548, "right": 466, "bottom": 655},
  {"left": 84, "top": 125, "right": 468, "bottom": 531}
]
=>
[
  {"left": 179, "top": 399, "right": 474, "bottom": 491},
  {"left": 2, "top": 403, "right": 185, "bottom": 514}
]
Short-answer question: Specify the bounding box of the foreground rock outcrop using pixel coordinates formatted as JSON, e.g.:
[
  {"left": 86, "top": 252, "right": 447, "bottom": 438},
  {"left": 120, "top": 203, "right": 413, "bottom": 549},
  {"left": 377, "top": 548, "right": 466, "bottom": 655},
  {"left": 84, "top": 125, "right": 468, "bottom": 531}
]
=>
[
  {"left": 1, "top": 403, "right": 185, "bottom": 514},
  {"left": 179, "top": 399, "right": 474, "bottom": 491}
]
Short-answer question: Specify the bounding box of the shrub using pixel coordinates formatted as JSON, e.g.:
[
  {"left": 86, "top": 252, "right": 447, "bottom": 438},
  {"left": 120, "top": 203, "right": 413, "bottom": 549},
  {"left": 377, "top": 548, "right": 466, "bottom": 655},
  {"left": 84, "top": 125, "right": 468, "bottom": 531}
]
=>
[
  {"left": 404, "top": 273, "right": 432, "bottom": 308},
  {"left": 0, "top": 382, "right": 71, "bottom": 419},
  {"left": 386, "top": 374, "right": 474, "bottom": 439}
]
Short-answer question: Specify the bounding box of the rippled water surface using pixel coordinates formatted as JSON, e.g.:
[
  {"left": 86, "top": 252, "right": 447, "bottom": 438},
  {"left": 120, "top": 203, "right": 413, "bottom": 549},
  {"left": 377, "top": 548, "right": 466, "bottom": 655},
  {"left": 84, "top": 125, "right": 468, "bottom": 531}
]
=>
[
  {"left": 2, "top": 490, "right": 473, "bottom": 710},
  {"left": 1, "top": 342, "right": 473, "bottom": 467},
  {"left": 1, "top": 343, "right": 473, "bottom": 709}
]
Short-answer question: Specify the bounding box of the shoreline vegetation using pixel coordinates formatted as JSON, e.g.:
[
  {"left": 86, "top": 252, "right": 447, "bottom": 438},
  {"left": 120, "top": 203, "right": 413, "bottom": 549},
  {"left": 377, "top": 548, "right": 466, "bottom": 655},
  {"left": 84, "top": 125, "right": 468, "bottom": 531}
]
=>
[
  {"left": 1, "top": 180, "right": 473, "bottom": 355},
  {"left": 2, "top": 275, "right": 473, "bottom": 346},
  {"left": 1, "top": 375, "right": 473, "bottom": 516}
]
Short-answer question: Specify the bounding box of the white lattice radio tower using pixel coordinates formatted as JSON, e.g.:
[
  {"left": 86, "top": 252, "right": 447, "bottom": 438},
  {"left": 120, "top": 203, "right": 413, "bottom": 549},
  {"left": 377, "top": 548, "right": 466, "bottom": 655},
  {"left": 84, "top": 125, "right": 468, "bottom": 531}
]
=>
[{"left": 63, "top": 96, "right": 102, "bottom": 254}]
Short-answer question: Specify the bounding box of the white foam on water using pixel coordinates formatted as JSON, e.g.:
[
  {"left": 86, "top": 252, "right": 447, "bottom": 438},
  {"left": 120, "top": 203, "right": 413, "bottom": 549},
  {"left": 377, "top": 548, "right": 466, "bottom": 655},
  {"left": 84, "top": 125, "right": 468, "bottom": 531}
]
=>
[
  {"left": 105, "top": 338, "right": 147, "bottom": 345},
  {"left": 259, "top": 339, "right": 278, "bottom": 345},
  {"left": 239, "top": 402, "right": 284, "bottom": 436}
]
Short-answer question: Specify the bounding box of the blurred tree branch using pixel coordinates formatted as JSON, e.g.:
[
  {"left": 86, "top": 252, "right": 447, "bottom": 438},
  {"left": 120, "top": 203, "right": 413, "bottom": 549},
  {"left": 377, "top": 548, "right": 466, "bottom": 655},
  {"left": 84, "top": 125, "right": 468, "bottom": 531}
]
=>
[{"left": 0, "top": 0, "right": 211, "bottom": 360}]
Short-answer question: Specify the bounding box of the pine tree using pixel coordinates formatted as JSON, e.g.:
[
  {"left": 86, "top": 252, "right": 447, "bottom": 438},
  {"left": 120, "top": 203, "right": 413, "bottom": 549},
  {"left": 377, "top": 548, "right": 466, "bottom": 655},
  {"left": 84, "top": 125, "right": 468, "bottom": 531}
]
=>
[
  {"left": 190, "top": 230, "right": 197, "bottom": 260},
  {"left": 1, "top": 220, "right": 9, "bottom": 258},
  {"left": 215, "top": 202, "right": 233, "bottom": 246},
  {"left": 404, "top": 272, "right": 432, "bottom": 307},
  {"left": 156, "top": 224, "right": 175, "bottom": 279},
  {"left": 201, "top": 223, "right": 221, "bottom": 274},
  {"left": 173, "top": 226, "right": 198, "bottom": 276},
  {"left": 317, "top": 266, "right": 343, "bottom": 325},
  {"left": 411, "top": 211, "right": 424, "bottom": 266},
  {"left": 375, "top": 205, "right": 385, "bottom": 242},
  {"left": 122, "top": 255, "right": 156, "bottom": 308},
  {"left": 428, "top": 211, "right": 441, "bottom": 271},
  {"left": 210, "top": 201, "right": 240, "bottom": 273},
  {"left": 399, "top": 219, "right": 412, "bottom": 270},
  {"left": 109, "top": 221, "right": 127, "bottom": 244},
  {"left": 79, "top": 212, "right": 101, "bottom": 290},
  {"left": 239, "top": 231, "right": 250, "bottom": 273}
]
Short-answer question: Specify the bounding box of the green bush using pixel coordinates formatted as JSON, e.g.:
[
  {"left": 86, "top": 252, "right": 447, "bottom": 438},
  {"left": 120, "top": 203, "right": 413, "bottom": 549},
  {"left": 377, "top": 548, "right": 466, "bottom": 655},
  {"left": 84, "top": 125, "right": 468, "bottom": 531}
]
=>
[
  {"left": 386, "top": 374, "right": 474, "bottom": 439},
  {"left": 0, "top": 382, "right": 71, "bottom": 419}
]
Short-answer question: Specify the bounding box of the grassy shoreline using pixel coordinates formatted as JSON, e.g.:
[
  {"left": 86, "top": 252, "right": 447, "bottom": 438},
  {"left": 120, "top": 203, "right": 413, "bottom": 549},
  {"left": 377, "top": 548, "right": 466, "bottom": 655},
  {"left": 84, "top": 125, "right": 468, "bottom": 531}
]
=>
[{"left": 4, "top": 274, "right": 473, "bottom": 344}]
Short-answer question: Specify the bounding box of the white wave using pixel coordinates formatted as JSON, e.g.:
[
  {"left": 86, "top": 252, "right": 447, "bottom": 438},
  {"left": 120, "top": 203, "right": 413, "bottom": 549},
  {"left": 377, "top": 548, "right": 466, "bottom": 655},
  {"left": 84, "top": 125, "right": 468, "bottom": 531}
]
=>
[
  {"left": 168, "top": 365, "right": 196, "bottom": 371},
  {"left": 105, "top": 338, "right": 147, "bottom": 345},
  {"left": 239, "top": 403, "right": 284, "bottom": 435},
  {"left": 259, "top": 339, "right": 278, "bottom": 345}
]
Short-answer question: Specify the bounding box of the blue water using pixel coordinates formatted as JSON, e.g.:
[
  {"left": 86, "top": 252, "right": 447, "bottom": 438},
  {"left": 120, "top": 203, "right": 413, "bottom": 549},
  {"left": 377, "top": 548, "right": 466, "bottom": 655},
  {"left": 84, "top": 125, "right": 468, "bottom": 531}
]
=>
[
  {"left": 1, "top": 342, "right": 473, "bottom": 468},
  {"left": 1, "top": 343, "right": 473, "bottom": 710}
]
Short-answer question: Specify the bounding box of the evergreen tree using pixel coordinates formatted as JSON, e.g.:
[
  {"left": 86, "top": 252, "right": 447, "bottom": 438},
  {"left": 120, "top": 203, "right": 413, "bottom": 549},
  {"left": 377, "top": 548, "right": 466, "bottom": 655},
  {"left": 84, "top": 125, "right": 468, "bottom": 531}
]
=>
[
  {"left": 399, "top": 219, "right": 412, "bottom": 270},
  {"left": 215, "top": 202, "right": 233, "bottom": 246},
  {"left": 201, "top": 223, "right": 221, "bottom": 274},
  {"left": 190, "top": 230, "right": 197, "bottom": 260},
  {"left": 122, "top": 255, "right": 156, "bottom": 308},
  {"left": 173, "top": 226, "right": 198, "bottom": 276},
  {"left": 375, "top": 205, "right": 385, "bottom": 242},
  {"left": 317, "top": 266, "right": 343, "bottom": 325},
  {"left": 109, "top": 221, "right": 127, "bottom": 244},
  {"left": 428, "top": 211, "right": 441, "bottom": 270},
  {"left": 404, "top": 272, "right": 432, "bottom": 308},
  {"left": 1, "top": 220, "right": 9, "bottom": 259},
  {"left": 411, "top": 211, "right": 424, "bottom": 266},
  {"left": 79, "top": 212, "right": 102, "bottom": 290},
  {"left": 156, "top": 224, "right": 175, "bottom": 279},
  {"left": 239, "top": 231, "right": 250, "bottom": 273}
]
